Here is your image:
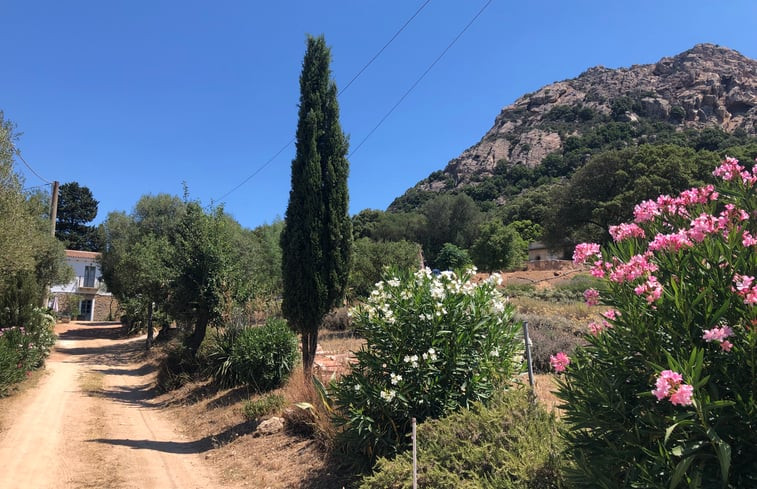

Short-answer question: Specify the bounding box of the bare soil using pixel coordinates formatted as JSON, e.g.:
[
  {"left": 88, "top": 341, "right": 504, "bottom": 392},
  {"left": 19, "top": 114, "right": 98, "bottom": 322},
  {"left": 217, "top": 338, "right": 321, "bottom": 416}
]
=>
[{"left": 0, "top": 321, "right": 241, "bottom": 489}]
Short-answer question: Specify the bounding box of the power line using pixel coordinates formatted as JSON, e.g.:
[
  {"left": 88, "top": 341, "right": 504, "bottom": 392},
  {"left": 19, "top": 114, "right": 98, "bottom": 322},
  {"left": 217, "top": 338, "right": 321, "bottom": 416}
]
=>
[
  {"left": 338, "top": 0, "right": 432, "bottom": 97},
  {"left": 14, "top": 149, "right": 52, "bottom": 184},
  {"left": 214, "top": 0, "right": 432, "bottom": 203},
  {"left": 349, "top": 0, "right": 493, "bottom": 158},
  {"left": 23, "top": 184, "right": 50, "bottom": 192}
]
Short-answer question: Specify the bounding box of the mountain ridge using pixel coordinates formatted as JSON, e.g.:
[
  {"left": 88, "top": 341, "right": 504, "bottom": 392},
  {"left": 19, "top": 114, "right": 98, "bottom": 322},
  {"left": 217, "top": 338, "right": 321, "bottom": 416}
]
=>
[{"left": 392, "top": 43, "right": 757, "bottom": 208}]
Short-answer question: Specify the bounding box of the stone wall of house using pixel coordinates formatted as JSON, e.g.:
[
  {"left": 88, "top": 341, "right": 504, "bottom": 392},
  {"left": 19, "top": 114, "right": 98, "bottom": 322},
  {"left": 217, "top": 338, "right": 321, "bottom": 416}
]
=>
[
  {"left": 51, "top": 292, "right": 120, "bottom": 321},
  {"left": 93, "top": 295, "right": 120, "bottom": 322}
]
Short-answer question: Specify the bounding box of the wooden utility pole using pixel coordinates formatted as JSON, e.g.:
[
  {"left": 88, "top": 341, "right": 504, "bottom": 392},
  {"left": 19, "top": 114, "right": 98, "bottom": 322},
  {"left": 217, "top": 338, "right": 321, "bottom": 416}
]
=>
[
  {"left": 50, "top": 181, "right": 59, "bottom": 236},
  {"left": 43, "top": 181, "right": 60, "bottom": 309}
]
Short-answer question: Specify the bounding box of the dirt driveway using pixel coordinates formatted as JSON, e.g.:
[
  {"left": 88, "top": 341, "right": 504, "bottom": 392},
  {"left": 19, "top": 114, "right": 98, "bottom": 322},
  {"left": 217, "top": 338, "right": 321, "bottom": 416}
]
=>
[{"left": 0, "top": 321, "right": 239, "bottom": 489}]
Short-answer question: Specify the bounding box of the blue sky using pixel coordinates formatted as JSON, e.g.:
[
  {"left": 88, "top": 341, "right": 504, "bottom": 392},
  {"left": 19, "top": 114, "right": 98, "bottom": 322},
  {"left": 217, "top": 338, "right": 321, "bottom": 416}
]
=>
[{"left": 3, "top": 1, "right": 756, "bottom": 229}]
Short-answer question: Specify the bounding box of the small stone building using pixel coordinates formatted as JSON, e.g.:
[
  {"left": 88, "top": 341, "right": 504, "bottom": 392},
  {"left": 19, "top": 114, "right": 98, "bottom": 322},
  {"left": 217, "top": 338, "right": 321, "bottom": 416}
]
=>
[
  {"left": 49, "top": 250, "right": 119, "bottom": 321},
  {"left": 528, "top": 241, "right": 566, "bottom": 262}
]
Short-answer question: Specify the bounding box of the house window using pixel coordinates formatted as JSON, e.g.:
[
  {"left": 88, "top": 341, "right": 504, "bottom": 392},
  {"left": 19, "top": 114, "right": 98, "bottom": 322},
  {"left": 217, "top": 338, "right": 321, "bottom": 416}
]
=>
[
  {"left": 79, "top": 299, "right": 93, "bottom": 320},
  {"left": 84, "top": 266, "right": 96, "bottom": 288}
]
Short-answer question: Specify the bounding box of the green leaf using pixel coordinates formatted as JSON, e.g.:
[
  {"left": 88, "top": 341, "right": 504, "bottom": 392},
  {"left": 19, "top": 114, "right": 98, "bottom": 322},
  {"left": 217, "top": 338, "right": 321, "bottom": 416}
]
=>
[{"left": 670, "top": 455, "right": 695, "bottom": 489}]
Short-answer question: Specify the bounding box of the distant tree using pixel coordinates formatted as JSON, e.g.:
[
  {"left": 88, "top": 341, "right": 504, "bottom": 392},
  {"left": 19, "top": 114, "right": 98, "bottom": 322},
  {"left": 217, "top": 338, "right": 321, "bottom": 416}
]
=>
[
  {"left": 471, "top": 220, "right": 527, "bottom": 272},
  {"left": 352, "top": 209, "right": 384, "bottom": 240},
  {"left": 508, "top": 219, "right": 543, "bottom": 243},
  {"left": 435, "top": 242, "right": 472, "bottom": 270},
  {"left": 56, "top": 182, "right": 101, "bottom": 251},
  {"left": 281, "top": 35, "right": 352, "bottom": 376},
  {"left": 372, "top": 211, "right": 426, "bottom": 243},
  {"left": 168, "top": 202, "right": 232, "bottom": 356},
  {"left": 420, "top": 193, "right": 481, "bottom": 260},
  {"left": 100, "top": 194, "right": 186, "bottom": 346},
  {"left": 348, "top": 238, "right": 421, "bottom": 298},
  {"left": 542, "top": 144, "right": 717, "bottom": 246}
]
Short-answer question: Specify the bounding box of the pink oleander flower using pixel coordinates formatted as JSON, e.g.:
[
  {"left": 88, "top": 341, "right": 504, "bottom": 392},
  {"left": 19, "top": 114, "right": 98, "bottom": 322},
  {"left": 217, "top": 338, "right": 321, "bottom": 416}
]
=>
[
  {"left": 732, "top": 274, "right": 757, "bottom": 305},
  {"left": 733, "top": 274, "right": 754, "bottom": 292},
  {"left": 609, "top": 222, "right": 645, "bottom": 242},
  {"left": 648, "top": 231, "right": 693, "bottom": 252},
  {"left": 634, "top": 276, "right": 663, "bottom": 304},
  {"left": 602, "top": 308, "right": 619, "bottom": 321},
  {"left": 742, "top": 231, "right": 757, "bottom": 247},
  {"left": 633, "top": 199, "right": 660, "bottom": 223},
  {"left": 716, "top": 204, "right": 750, "bottom": 233},
  {"left": 688, "top": 213, "right": 717, "bottom": 242},
  {"left": 702, "top": 325, "right": 734, "bottom": 343},
  {"left": 573, "top": 243, "right": 601, "bottom": 265},
  {"left": 713, "top": 156, "right": 743, "bottom": 181},
  {"left": 588, "top": 320, "right": 611, "bottom": 336},
  {"left": 652, "top": 370, "right": 682, "bottom": 400},
  {"left": 590, "top": 260, "right": 613, "bottom": 278},
  {"left": 720, "top": 340, "right": 734, "bottom": 352},
  {"left": 669, "top": 384, "right": 694, "bottom": 406},
  {"left": 583, "top": 288, "right": 600, "bottom": 306},
  {"left": 675, "top": 185, "right": 718, "bottom": 207},
  {"left": 550, "top": 352, "right": 570, "bottom": 373},
  {"left": 652, "top": 370, "right": 693, "bottom": 406},
  {"left": 608, "top": 253, "right": 658, "bottom": 283}
]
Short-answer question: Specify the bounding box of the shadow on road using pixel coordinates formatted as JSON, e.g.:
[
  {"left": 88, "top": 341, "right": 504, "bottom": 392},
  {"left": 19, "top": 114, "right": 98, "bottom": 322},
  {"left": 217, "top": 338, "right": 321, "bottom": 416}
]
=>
[{"left": 89, "top": 419, "right": 257, "bottom": 454}]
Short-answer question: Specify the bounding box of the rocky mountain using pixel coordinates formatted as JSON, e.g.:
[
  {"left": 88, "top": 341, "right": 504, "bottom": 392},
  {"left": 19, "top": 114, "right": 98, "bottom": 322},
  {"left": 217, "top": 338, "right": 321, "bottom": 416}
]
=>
[{"left": 394, "top": 44, "right": 757, "bottom": 206}]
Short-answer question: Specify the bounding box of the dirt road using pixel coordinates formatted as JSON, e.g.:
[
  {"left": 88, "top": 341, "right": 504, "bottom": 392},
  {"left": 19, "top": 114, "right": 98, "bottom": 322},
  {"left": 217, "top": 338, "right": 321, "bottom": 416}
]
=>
[{"left": 0, "top": 322, "right": 237, "bottom": 489}]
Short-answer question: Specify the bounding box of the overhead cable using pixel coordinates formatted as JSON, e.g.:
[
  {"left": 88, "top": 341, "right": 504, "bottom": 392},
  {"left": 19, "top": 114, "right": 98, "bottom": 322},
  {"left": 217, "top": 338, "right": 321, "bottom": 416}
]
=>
[
  {"left": 15, "top": 149, "right": 52, "bottom": 184},
  {"left": 214, "top": 0, "right": 432, "bottom": 202},
  {"left": 349, "top": 0, "right": 493, "bottom": 158}
]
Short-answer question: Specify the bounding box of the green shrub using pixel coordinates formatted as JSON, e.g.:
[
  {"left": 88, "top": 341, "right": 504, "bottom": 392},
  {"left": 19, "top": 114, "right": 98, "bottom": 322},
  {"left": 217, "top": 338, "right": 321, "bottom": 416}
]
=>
[
  {"left": 360, "top": 388, "right": 565, "bottom": 489},
  {"left": 208, "top": 317, "right": 299, "bottom": 391},
  {"left": 0, "top": 330, "right": 25, "bottom": 395},
  {"left": 348, "top": 238, "right": 421, "bottom": 299},
  {"left": 435, "top": 242, "right": 472, "bottom": 270},
  {"left": 0, "top": 308, "right": 56, "bottom": 396},
  {"left": 552, "top": 273, "right": 604, "bottom": 296},
  {"left": 156, "top": 339, "right": 204, "bottom": 392},
  {"left": 334, "top": 268, "right": 523, "bottom": 468},
  {"left": 243, "top": 393, "right": 286, "bottom": 420},
  {"left": 322, "top": 307, "right": 352, "bottom": 331},
  {"left": 558, "top": 158, "right": 757, "bottom": 487}
]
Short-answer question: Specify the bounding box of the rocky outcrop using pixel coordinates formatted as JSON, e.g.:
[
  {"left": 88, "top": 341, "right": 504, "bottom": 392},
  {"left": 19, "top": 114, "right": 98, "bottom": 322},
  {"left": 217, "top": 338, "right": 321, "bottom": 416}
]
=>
[{"left": 417, "top": 44, "right": 757, "bottom": 191}]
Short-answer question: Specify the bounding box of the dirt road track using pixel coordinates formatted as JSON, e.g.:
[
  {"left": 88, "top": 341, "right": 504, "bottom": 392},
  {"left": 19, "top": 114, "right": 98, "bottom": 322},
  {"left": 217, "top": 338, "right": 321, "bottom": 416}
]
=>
[{"left": 0, "top": 322, "right": 238, "bottom": 489}]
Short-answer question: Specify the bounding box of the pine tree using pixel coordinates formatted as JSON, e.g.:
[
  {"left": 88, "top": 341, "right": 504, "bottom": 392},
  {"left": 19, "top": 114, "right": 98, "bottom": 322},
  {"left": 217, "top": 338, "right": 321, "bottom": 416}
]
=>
[
  {"left": 56, "top": 181, "right": 101, "bottom": 251},
  {"left": 281, "top": 35, "right": 352, "bottom": 376}
]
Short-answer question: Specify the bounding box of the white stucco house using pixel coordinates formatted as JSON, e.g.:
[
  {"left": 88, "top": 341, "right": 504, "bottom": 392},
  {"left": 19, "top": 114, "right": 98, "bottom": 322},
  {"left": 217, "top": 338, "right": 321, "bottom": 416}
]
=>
[{"left": 49, "top": 250, "right": 119, "bottom": 321}]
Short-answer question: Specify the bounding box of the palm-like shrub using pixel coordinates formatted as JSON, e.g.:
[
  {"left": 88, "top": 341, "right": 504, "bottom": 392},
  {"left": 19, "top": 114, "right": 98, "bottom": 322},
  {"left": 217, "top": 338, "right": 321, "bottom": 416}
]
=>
[
  {"left": 334, "top": 268, "right": 523, "bottom": 467},
  {"left": 558, "top": 157, "right": 757, "bottom": 487},
  {"left": 208, "top": 317, "right": 299, "bottom": 391}
]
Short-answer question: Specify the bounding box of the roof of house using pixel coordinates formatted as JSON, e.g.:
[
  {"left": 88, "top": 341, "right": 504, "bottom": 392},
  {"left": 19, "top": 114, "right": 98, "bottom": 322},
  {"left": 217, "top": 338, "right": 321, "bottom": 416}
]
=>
[{"left": 65, "top": 249, "right": 102, "bottom": 259}]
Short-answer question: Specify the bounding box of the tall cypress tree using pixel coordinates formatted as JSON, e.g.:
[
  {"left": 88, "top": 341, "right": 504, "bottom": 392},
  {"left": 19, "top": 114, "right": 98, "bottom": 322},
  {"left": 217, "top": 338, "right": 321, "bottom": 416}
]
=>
[{"left": 281, "top": 35, "right": 352, "bottom": 376}]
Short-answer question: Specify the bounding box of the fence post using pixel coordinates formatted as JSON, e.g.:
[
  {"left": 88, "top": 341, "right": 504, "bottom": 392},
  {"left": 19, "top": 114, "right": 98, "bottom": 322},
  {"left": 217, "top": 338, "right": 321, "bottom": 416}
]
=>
[
  {"left": 523, "top": 321, "right": 535, "bottom": 390},
  {"left": 412, "top": 417, "right": 417, "bottom": 489}
]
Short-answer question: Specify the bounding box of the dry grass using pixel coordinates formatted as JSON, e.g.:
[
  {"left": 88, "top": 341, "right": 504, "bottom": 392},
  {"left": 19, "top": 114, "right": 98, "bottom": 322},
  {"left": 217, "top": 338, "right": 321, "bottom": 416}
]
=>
[
  {"left": 511, "top": 296, "right": 595, "bottom": 323},
  {"left": 532, "top": 373, "right": 563, "bottom": 415},
  {"left": 161, "top": 356, "right": 352, "bottom": 488},
  {"left": 78, "top": 371, "right": 105, "bottom": 395},
  {"left": 318, "top": 329, "right": 364, "bottom": 355}
]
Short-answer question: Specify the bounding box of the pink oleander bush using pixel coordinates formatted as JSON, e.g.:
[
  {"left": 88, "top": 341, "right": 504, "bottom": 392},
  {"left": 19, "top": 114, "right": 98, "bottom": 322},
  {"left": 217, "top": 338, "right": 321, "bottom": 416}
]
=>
[{"left": 557, "top": 157, "right": 757, "bottom": 488}]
